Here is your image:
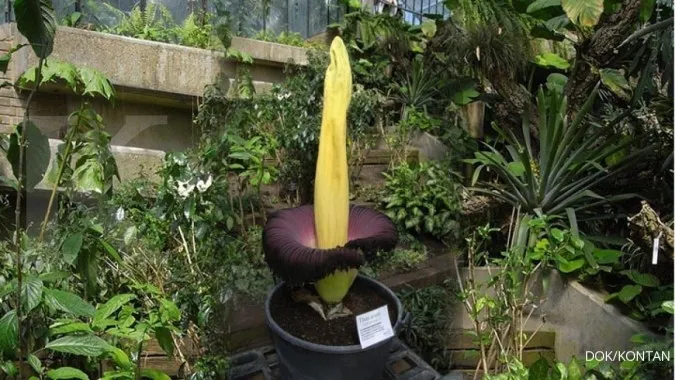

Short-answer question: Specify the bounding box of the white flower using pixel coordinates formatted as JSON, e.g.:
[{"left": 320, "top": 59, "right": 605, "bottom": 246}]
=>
[
  {"left": 277, "top": 91, "right": 292, "bottom": 100},
  {"left": 177, "top": 180, "right": 195, "bottom": 199},
  {"left": 115, "top": 207, "right": 125, "bottom": 221},
  {"left": 197, "top": 175, "right": 213, "bottom": 193}
]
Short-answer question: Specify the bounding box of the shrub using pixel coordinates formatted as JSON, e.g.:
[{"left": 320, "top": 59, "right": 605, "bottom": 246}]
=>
[{"left": 381, "top": 161, "right": 462, "bottom": 240}]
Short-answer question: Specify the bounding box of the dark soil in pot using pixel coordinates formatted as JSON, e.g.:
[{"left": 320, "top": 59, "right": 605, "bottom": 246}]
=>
[{"left": 270, "top": 280, "right": 396, "bottom": 346}]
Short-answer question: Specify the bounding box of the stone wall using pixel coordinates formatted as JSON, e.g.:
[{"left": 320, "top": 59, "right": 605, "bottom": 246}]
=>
[
  {"left": 0, "top": 23, "right": 314, "bottom": 229},
  {"left": 0, "top": 24, "right": 310, "bottom": 181},
  {"left": 0, "top": 24, "right": 308, "bottom": 152}
]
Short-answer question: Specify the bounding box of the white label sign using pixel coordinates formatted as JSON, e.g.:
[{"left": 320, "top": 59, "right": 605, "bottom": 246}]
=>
[
  {"left": 652, "top": 234, "right": 661, "bottom": 265},
  {"left": 356, "top": 305, "right": 394, "bottom": 349}
]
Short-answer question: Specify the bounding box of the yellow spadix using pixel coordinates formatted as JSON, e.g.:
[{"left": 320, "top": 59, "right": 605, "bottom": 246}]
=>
[{"left": 313, "top": 37, "right": 355, "bottom": 304}]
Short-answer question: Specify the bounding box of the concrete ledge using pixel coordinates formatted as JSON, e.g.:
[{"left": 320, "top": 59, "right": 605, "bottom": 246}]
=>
[
  {"left": 541, "top": 271, "right": 657, "bottom": 363},
  {"left": 3, "top": 24, "right": 308, "bottom": 108}
]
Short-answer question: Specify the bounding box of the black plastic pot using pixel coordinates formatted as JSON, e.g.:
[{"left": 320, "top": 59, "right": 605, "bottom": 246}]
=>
[{"left": 264, "top": 275, "right": 408, "bottom": 380}]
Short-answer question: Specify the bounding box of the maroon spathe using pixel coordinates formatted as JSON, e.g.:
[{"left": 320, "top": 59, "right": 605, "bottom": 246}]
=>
[{"left": 262, "top": 205, "right": 398, "bottom": 284}]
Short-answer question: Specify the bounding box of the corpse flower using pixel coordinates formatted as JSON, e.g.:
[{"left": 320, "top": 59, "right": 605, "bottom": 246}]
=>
[{"left": 262, "top": 37, "right": 398, "bottom": 310}]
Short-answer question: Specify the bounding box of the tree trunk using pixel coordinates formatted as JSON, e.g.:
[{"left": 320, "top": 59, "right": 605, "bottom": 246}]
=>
[
  {"left": 200, "top": 0, "right": 208, "bottom": 25},
  {"left": 493, "top": 79, "right": 539, "bottom": 142},
  {"left": 565, "top": 0, "right": 643, "bottom": 113}
]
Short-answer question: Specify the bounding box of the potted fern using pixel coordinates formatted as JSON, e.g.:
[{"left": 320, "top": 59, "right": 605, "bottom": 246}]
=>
[{"left": 261, "top": 37, "right": 405, "bottom": 380}]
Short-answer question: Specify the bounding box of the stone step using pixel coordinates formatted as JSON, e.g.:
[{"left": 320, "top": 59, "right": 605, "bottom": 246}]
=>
[{"left": 0, "top": 137, "right": 413, "bottom": 193}]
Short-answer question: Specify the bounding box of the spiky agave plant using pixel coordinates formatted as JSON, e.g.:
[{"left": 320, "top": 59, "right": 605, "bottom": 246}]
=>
[{"left": 262, "top": 37, "right": 398, "bottom": 311}]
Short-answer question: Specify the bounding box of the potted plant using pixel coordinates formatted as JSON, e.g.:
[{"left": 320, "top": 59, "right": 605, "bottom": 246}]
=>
[{"left": 262, "top": 37, "right": 406, "bottom": 380}]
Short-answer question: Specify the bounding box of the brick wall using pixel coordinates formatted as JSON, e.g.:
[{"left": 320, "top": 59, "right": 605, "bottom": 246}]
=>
[{"left": 0, "top": 25, "right": 26, "bottom": 134}]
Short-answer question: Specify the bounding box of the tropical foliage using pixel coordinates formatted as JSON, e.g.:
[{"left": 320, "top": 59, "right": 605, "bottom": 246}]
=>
[
  {"left": 469, "top": 87, "right": 647, "bottom": 218},
  {"left": 0, "top": 0, "right": 672, "bottom": 378}
]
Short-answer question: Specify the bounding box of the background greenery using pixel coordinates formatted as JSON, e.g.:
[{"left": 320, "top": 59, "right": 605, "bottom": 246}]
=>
[{"left": 0, "top": 0, "right": 673, "bottom": 378}]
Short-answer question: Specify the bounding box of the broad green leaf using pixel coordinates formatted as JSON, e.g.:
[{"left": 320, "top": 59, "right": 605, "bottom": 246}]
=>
[
  {"left": 568, "top": 357, "right": 583, "bottom": 380},
  {"left": 0, "top": 44, "right": 26, "bottom": 73},
  {"left": 454, "top": 90, "right": 480, "bottom": 107},
  {"left": 93, "top": 294, "right": 136, "bottom": 327},
  {"left": 44, "top": 288, "right": 95, "bottom": 317},
  {"left": 545, "top": 14, "right": 570, "bottom": 31},
  {"left": 49, "top": 320, "right": 93, "bottom": 335},
  {"left": 592, "top": 249, "right": 621, "bottom": 264},
  {"left": 661, "top": 300, "right": 674, "bottom": 314},
  {"left": 27, "top": 353, "right": 42, "bottom": 374},
  {"left": 600, "top": 68, "right": 631, "bottom": 100},
  {"left": 14, "top": 0, "right": 57, "bottom": 58},
  {"left": 7, "top": 121, "right": 51, "bottom": 190},
  {"left": 228, "top": 151, "right": 252, "bottom": 161},
  {"left": 16, "top": 66, "right": 38, "bottom": 87},
  {"left": 528, "top": 357, "right": 550, "bottom": 380},
  {"left": 45, "top": 335, "right": 111, "bottom": 357},
  {"left": 36, "top": 60, "right": 79, "bottom": 89},
  {"left": 451, "top": 78, "right": 480, "bottom": 105},
  {"left": 530, "top": 22, "right": 565, "bottom": 41},
  {"left": 620, "top": 270, "right": 660, "bottom": 287},
  {"left": 527, "top": 0, "right": 561, "bottom": 13},
  {"left": 79, "top": 67, "right": 115, "bottom": 100},
  {"left": 99, "top": 238, "right": 122, "bottom": 263},
  {"left": 140, "top": 369, "right": 171, "bottom": 380},
  {"left": 507, "top": 161, "right": 525, "bottom": 176},
  {"left": 620, "top": 360, "right": 638, "bottom": 371},
  {"left": 546, "top": 73, "right": 568, "bottom": 93},
  {"left": 22, "top": 277, "right": 44, "bottom": 313},
  {"left": 0, "top": 361, "right": 18, "bottom": 376},
  {"left": 420, "top": 19, "right": 437, "bottom": 38},
  {"left": 550, "top": 228, "right": 564, "bottom": 241},
  {"left": 159, "top": 299, "right": 180, "bottom": 323},
  {"left": 561, "top": 0, "right": 603, "bottom": 27},
  {"left": 556, "top": 257, "right": 585, "bottom": 273},
  {"left": 555, "top": 362, "right": 568, "bottom": 378},
  {"left": 99, "top": 370, "right": 133, "bottom": 379},
  {"left": 107, "top": 347, "right": 132, "bottom": 370},
  {"left": 39, "top": 271, "right": 70, "bottom": 282},
  {"left": 617, "top": 284, "right": 642, "bottom": 303},
  {"left": 155, "top": 326, "right": 174, "bottom": 357},
  {"left": 46, "top": 367, "right": 90, "bottom": 380},
  {"left": 0, "top": 280, "right": 16, "bottom": 299},
  {"left": 73, "top": 159, "right": 104, "bottom": 193},
  {"left": 630, "top": 333, "right": 649, "bottom": 344},
  {"left": 640, "top": 0, "right": 655, "bottom": 22},
  {"left": 0, "top": 310, "right": 18, "bottom": 354},
  {"left": 534, "top": 53, "right": 570, "bottom": 69},
  {"left": 61, "top": 232, "right": 83, "bottom": 265}
]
